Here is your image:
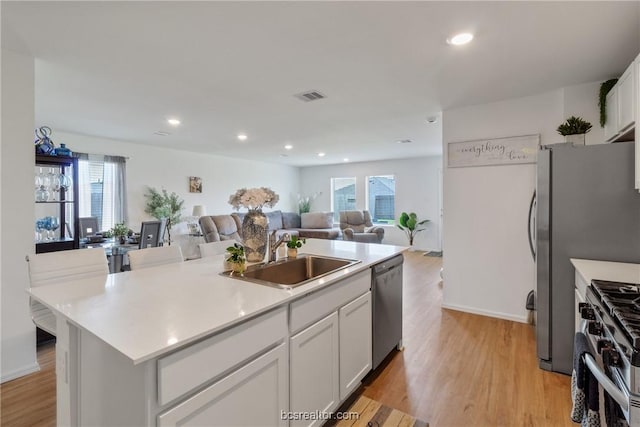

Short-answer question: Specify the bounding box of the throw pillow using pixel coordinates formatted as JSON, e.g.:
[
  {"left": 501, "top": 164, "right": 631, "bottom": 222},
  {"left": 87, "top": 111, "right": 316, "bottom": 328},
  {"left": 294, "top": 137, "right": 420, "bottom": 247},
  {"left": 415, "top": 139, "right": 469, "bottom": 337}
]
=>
[{"left": 301, "top": 212, "right": 333, "bottom": 229}]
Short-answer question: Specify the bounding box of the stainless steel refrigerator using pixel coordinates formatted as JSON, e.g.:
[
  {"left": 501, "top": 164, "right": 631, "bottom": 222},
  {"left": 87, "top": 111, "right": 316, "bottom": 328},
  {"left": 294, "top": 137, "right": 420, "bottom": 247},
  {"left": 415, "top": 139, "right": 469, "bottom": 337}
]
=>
[{"left": 534, "top": 141, "right": 640, "bottom": 374}]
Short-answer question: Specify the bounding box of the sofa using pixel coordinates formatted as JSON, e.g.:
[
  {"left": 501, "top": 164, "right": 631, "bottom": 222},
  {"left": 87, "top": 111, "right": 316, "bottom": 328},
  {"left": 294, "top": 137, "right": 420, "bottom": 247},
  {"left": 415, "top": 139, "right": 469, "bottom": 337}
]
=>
[{"left": 199, "top": 210, "right": 341, "bottom": 243}]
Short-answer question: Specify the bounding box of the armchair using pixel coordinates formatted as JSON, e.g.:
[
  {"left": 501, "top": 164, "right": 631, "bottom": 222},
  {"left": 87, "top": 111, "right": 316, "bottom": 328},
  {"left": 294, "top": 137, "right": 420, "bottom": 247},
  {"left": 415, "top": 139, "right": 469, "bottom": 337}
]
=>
[{"left": 339, "top": 210, "right": 385, "bottom": 243}]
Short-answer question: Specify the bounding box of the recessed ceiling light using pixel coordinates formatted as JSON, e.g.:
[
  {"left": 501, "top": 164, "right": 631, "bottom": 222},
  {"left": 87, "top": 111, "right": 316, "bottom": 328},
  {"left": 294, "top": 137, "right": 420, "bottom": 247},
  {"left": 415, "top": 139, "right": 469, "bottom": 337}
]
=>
[
  {"left": 343, "top": 158, "right": 350, "bottom": 162},
  {"left": 279, "top": 154, "right": 288, "bottom": 157},
  {"left": 397, "top": 139, "right": 412, "bottom": 144},
  {"left": 426, "top": 116, "right": 438, "bottom": 124},
  {"left": 167, "top": 118, "right": 181, "bottom": 126},
  {"left": 318, "top": 152, "right": 326, "bottom": 157},
  {"left": 447, "top": 32, "right": 474, "bottom": 46},
  {"left": 284, "top": 144, "right": 293, "bottom": 150},
  {"left": 237, "top": 133, "right": 248, "bottom": 141}
]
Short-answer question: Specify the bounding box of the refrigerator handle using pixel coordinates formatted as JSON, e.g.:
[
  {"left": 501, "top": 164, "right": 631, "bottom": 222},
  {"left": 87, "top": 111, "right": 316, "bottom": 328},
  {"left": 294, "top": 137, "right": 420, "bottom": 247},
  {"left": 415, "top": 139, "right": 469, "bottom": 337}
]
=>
[{"left": 527, "top": 190, "right": 536, "bottom": 261}]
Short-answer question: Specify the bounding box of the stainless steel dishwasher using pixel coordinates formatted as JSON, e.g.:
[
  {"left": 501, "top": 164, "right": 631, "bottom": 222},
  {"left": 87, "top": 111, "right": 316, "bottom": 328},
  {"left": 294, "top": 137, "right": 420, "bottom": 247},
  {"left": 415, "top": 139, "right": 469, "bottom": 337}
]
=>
[{"left": 372, "top": 254, "right": 404, "bottom": 369}]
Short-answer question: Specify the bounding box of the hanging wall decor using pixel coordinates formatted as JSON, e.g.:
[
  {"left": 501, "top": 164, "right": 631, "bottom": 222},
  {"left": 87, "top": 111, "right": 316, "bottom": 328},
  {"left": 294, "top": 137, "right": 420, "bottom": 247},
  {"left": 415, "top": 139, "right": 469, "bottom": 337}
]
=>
[
  {"left": 447, "top": 134, "right": 540, "bottom": 168},
  {"left": 189, "top": 176, "right": 202, "bottom": 193}
]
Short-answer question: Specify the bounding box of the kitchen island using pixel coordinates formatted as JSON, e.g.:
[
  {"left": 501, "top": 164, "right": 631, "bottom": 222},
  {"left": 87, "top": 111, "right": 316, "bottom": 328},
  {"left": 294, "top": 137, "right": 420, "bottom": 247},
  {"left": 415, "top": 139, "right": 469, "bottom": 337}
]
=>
[{"left": 28, "top": 239, "right": 407, "bottom": 426}]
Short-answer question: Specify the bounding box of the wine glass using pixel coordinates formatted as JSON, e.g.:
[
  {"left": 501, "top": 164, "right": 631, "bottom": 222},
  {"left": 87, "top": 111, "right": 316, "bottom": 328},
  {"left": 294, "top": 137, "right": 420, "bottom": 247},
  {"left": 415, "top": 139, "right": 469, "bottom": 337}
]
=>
[
  {"left": 49, "top": 217, "right": 60, "bottom": 241},
  {"left": 35, "top": 219, "right": 45, "bottom": 242},
  {"left": 35, "top": 186, "right": 50, "bottom": 202},
  {"left": 48, "top": 169, "right": 61, "bottom": 201},
  {"left": 59, "top": 174, "right": 72, "bottom": 194}
]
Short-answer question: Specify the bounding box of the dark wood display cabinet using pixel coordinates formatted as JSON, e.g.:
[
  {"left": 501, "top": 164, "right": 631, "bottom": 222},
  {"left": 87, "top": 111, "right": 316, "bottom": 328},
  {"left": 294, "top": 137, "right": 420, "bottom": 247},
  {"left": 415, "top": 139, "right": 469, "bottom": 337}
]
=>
[{"left": 34, "top": 154, "right": 80, "bottom": 253}]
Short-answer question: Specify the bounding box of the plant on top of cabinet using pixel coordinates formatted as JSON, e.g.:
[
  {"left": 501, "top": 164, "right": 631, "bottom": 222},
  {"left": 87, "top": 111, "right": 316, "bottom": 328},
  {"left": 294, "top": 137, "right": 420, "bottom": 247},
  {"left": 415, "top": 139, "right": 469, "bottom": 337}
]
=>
[
  {"left": 599, "top": 78, "right": 618, "bottom": 127},
  {"left": 557, "top": 116, "right": 592, "bottom": 145},
  {"left": 144, "top": 187, "right": 184, "bottom": 245}
]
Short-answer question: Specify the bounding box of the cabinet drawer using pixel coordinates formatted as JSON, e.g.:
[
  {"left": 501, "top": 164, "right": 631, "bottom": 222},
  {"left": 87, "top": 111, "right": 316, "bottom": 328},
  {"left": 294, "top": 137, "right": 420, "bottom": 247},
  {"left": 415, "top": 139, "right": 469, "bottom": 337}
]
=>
[
  {"left": 158, "top": 343, "right": 289, "bottom": 427},
  {"left": 290, "top": 269, "right": 370, "bottom": 334},
  {"left": 157, "top": 306, "right": 287, "bottom": 406}
]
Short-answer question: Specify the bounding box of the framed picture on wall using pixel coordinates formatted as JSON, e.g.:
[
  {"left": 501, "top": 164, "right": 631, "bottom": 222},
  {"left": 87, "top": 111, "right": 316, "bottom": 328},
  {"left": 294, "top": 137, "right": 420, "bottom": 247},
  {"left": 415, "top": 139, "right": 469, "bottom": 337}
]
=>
[{"left": 189, "top": 176, "right": 202, "bottom": 193}]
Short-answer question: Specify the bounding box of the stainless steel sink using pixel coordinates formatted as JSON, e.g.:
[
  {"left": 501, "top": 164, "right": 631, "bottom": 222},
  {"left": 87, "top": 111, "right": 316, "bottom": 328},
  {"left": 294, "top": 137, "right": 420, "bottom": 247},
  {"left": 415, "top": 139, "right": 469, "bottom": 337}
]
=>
[{"left": 220, "top": 254, "right": 361, "bottom": 289}]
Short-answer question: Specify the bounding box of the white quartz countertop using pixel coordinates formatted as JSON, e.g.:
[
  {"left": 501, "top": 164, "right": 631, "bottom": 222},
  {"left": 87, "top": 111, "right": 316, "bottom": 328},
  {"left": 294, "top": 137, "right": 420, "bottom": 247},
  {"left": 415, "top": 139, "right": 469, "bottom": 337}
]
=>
[
  {"left": 571, "top": 258, "right": 640, "bottom": 296},
  {"left": 29, "top": 239, "right": 407, "bottom": 364}
]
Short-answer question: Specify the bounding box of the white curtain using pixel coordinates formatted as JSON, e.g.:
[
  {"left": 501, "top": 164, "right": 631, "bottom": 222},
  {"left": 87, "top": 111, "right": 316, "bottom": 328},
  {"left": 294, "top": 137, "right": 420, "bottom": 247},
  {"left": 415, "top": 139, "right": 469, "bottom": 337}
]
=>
[{"left": 77, "top": 153, "right": 127, "bottom": 231}]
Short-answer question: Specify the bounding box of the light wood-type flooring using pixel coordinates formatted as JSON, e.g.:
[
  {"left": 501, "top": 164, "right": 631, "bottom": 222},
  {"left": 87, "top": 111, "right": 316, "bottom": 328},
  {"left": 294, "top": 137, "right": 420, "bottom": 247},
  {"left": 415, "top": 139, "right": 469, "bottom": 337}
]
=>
[{"left": 0, "top": 251, "right": 572, "bottom": 426}]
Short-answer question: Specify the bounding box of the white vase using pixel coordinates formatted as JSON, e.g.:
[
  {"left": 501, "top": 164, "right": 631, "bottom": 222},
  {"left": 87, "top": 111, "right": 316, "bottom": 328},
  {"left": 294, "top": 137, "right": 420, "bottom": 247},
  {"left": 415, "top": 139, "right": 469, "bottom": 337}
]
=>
[{"left": 565, "top": 134, "right": 585, "bottom": 146}]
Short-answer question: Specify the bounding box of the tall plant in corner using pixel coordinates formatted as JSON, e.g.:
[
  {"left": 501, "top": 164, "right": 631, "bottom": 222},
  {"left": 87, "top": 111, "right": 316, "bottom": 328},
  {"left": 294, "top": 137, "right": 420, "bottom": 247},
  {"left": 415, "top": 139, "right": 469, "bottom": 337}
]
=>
[
  {"left": 397, "top": 212, "right": 429, "bottom": 246},
  {"left": 144, "top": 187, "right": 184, "bottom": 245}
]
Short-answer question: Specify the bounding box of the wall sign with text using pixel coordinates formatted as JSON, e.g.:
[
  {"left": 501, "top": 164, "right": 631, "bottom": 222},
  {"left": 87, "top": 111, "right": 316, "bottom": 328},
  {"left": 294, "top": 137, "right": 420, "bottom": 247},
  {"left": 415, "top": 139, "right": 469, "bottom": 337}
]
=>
[{"left": 447, "top": 134, "right": 540, "bottom": 168}]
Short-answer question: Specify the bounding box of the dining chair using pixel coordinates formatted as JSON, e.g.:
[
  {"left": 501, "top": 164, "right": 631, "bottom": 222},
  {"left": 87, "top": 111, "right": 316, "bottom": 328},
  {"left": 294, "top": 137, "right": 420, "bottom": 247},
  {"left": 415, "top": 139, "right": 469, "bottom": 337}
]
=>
[
  {"left": 139, "top": 220, "right": 163, "bottom": 249},
  {"left": 198, "top": 241, "right": 240, "bottom": 258},
  {"left": 26, "top": 247, "right": 109, "bottom": 336},
  {"left": 127, "top": 245, "right": 184, "bottom": 270},
  {"left": 79, "top": 216, "right": 100, "bottom": 238}
]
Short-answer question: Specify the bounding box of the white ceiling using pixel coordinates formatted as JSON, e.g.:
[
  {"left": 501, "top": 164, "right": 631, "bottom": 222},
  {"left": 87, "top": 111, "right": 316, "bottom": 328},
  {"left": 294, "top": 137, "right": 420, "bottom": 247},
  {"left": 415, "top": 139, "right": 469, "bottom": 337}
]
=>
[{"left": 2, "top": 1, "right": 639, "bottom": 166}]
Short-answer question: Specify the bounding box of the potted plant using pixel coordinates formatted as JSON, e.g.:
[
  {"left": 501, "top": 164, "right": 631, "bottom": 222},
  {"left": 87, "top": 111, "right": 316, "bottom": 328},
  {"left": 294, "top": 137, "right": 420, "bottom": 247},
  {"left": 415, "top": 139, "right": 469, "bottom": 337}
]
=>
[
  {"left": 397, "top": 212, "right": 429, "bottom": 247},
  {"left": 144, "top": 187, "right": 184, "bottom": 245},
  {"left": 556, "top": 116, "right": 592, "bottom": 146},
  {"left": 224, "top": 243, "right": 246, "bottom": 274},
  {"left": 111, "top": 223, "right": 129, "bottom": 244},
  {"left": 286, "top": 236, "right": 306, "bottom": 258}
]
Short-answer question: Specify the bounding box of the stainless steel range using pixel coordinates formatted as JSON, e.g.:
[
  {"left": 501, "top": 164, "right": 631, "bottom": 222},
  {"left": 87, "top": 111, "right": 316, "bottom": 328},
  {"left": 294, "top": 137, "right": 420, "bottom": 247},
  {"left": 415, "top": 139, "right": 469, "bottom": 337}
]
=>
[{"left": 583, "top": 279, "right": 640, "bottom": 426}]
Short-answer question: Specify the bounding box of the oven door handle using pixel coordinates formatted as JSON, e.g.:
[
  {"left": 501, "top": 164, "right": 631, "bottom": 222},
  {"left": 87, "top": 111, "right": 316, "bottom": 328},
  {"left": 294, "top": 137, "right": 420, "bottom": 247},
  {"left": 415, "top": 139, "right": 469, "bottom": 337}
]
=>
[{"left": 584, "top": 353, "right": 629, "bottom": 412}]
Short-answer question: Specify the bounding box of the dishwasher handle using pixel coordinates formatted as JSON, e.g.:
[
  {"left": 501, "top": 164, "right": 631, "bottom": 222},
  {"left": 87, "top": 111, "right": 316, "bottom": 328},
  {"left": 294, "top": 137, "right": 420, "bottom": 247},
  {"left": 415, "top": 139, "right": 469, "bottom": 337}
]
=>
[{"left": 373, "top": 254, "right": 404, "bottom": 275}]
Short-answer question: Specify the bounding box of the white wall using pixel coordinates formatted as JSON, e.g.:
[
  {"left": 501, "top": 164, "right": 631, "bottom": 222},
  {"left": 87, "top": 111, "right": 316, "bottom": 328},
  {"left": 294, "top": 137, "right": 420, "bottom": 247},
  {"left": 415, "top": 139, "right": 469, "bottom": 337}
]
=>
[
  {"left": 443, "top": 79, "right": 610, "bottom": 323},
  {"left": 1, "top": 49, "right": 39, "bottom": 382},
  {"left": 562, "top": 81, "right": 605, "bottom": 146},
  {"left": 57, "top": 131, "right": 300, "bottom": 226},
  {"left": 443, "top": 89, "right": 564, "bottom": 323},
  {"left": 299, "top": 157, "right": 442, "bottom": 250}
]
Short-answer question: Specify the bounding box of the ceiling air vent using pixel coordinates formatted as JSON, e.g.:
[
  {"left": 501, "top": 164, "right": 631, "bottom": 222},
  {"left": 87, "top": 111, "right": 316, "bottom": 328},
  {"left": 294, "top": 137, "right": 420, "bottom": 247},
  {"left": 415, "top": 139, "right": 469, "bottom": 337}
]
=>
[{"left": 294, "top": 90, "right": 326, "bottom": 102}]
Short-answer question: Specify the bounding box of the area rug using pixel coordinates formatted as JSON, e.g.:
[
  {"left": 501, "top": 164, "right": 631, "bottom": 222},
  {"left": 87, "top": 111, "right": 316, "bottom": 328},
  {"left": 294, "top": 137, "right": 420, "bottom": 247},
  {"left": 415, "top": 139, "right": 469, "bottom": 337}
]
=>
[
  {"left": 423, "top": 251, "right": 442, "bottom": 257},
  {"left": 332, "top": 395, "right": 429, "bottom": 427}
]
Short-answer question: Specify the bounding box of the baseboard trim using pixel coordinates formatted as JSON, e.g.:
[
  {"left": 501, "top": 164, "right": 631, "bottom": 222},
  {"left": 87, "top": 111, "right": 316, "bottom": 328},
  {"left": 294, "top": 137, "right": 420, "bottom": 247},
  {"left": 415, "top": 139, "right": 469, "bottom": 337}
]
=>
[
  {"left": 441, "top": 303, "right": 528, "bottom": 324},
  {"left": 1, "top": 362, "right": 40, "bottom": 383}
]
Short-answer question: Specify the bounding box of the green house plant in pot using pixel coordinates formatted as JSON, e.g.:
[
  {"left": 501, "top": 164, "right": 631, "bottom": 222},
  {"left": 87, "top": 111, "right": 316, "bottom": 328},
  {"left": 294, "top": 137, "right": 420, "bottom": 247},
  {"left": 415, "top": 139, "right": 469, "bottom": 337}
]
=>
[
  {"left": 397, "top": 212, "right": 429, "bottom": 248},
  {"left": 286, "top": 236, "right": 306, "bottom": 258},
  {"left": 556, "top": 116, "right": 592, "bottom": 146},
  {"left": 224, "top": 243, "right": 246, "bottom": 275},
  {"left": 144, "top": 187, "right": 184, "bottom": 245},
  {"left": 111, "top": 223, "right": 129, "bottom": 245}
]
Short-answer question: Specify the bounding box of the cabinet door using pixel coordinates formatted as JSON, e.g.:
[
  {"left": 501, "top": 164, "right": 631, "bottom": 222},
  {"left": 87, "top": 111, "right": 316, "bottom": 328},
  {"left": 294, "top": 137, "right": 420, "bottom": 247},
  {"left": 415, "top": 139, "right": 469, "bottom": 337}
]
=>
[
  {"left": 339, "top": 292, "right": 372, "bottom": 401},
  {"left": 157, "top": 343, "right": 289, "bottom": 427},
  {"left": 605, "top": 87, "right": 619, "bottom": 142},
  {"left": 618, "top": 61, "right": 636, "bottom": 133},
  {"left": 290, "top": 312, "right": 339, "bottom": 427}
]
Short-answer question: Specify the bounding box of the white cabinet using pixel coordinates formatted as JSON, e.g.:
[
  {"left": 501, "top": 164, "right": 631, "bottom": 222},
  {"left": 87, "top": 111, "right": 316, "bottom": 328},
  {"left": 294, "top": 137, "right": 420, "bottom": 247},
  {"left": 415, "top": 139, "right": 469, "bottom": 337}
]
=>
[
  {"left": 339, "top": 292, "right": 372, "bottom": 401},
  {"left": 605, "top": 87, "right": 620, "bottom": 142},
  {"left": 288, "top": 269, "right": 373, "bottom": 427},
  {"left": 619, "top": 61, "right": 636, "bottom": 133},
  {"left": 158, "top": 343, "right": 289, "bottom": 427},
  {"left": 290, "top": 312, "right": 340, "bottom": 427}
]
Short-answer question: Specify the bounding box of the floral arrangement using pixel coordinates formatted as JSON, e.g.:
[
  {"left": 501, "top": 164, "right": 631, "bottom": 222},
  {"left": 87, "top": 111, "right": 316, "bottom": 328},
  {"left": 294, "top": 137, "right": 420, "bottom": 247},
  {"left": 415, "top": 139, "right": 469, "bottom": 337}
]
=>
[
  {"left": 228, "top": 187, "right": 279, "bottom": 211},
  {"left": 297, "top": 192, "right": 321, "bottom": 214}
]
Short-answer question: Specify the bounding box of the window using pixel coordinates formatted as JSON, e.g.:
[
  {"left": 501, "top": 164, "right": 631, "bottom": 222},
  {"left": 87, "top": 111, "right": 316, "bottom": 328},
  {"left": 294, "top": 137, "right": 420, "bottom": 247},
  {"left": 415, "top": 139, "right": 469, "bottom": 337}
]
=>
[
  {"left": 78, "top": 154, "right": 127, "bottom": 231},
  {"left": 331, "top": 177, "right": 356, "bottom": 222},
  {"left": 367, "top": 175, "right": 395, "bottom": 224}
]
